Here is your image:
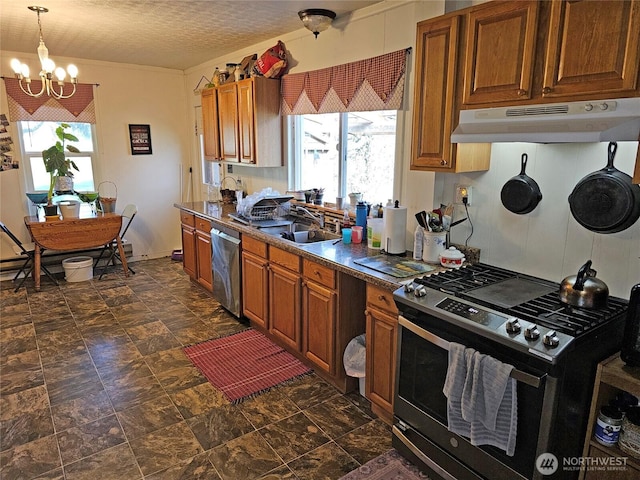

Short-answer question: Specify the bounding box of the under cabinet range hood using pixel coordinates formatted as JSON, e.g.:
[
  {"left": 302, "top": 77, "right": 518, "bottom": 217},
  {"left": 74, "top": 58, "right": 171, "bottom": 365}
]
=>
[{"left": 451, "top": 98, "right": 640, "bottom": 143}]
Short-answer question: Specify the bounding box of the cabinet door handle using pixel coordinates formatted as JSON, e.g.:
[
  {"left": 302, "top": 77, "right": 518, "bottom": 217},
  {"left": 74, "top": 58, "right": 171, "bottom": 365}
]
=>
[
  {"left": 516, "top": 89, "right": 527, "bottom": 96},
  {"left": 314, "top": 270, "right": 321, "bottom": 276},
  {"left": 542, "top": 86, "right": 553, "bottom": 94},
  {"left": 440, "top": 159, "right": 447, "bottom": 166},
  {"left": 378, "top": 294, "right": 386, "bottom": 302}
]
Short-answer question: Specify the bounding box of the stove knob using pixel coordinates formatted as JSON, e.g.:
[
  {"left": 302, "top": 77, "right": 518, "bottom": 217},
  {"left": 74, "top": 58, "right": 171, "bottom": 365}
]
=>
[
  {"left": 505, "top": 318, "right": 521, "bottom": 334},
  {"left": 414, "top": 285, "right": 427, "bottom": 297},
  {"left": 404, "top": 282, "right": 415, "bottom": 293},
  {"left": 524, "top": 324, "right": 540, "bottom": 341},
  {"left": 543, "top": 330, "right": 560, "bottom": 348}
]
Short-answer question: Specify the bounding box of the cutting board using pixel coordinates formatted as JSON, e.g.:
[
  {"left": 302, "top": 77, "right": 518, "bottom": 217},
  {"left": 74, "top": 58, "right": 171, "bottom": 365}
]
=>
[{"left": 354, "top": 255, "right": 434, "bottom": 278}]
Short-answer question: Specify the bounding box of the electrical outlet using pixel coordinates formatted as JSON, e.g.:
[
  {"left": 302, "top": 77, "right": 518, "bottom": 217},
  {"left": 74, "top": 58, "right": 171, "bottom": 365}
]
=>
[
  {"left": 455, "top": 184, "right": 472, "bottom": 205},
  {"left": 227, "top": 164, "right": 233, "bottom": 173}
]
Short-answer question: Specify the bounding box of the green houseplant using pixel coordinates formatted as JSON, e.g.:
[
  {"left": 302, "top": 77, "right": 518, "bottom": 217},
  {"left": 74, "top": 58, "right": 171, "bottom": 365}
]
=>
[{"left": 42, "top": 123, "right": 80, "bottom": 213}]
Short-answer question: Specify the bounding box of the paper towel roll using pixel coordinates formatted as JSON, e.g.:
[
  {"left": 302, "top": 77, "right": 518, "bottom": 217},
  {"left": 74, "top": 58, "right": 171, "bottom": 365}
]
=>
[{"left": 383, "top": 204, "right": 407, "bottom": 255}]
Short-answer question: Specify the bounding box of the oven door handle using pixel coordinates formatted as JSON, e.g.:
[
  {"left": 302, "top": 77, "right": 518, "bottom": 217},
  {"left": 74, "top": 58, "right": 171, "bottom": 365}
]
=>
[{"left": 399, "top": 315, "right": 545, "bottom": 389}]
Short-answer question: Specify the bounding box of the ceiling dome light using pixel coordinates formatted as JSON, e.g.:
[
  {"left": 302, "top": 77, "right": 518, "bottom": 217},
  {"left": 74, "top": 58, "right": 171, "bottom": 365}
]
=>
[{"left": 298, "top": 9, "right": 336, "bottom": 39}]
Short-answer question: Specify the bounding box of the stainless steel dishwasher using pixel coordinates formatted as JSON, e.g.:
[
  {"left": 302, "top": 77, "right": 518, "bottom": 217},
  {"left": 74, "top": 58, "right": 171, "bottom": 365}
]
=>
[{"left": 211, "top": 224, "right": 241, "bottom": 317}]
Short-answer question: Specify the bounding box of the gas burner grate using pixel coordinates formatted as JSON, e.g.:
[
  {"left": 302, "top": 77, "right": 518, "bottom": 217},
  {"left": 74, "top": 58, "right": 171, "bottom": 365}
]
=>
[
  {"left": 508, "top": 293, "right": 628, "bottom": 336},
  {"left": 413, "top": 264, "right": 515, "bottom": 293}
]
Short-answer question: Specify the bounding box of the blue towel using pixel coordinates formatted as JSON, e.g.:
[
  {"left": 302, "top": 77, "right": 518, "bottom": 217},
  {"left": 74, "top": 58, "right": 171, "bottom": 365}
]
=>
[{"left": 443, "top": 342, "right": 518, "bottom": 456}]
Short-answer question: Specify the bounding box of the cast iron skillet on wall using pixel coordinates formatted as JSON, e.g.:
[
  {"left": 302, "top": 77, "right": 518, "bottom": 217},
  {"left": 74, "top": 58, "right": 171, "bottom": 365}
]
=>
[
  {"left": 568, "top": 142, "right": 640, "bottom": 234},
  {"left": 500, "top": 153, "right": 543, "bottom": 214}
]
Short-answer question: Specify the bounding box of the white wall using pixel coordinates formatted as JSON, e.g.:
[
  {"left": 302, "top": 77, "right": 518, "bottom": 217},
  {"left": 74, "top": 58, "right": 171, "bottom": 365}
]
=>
[
  {"left": 439, "top": 142, "right": 640, "bottom": 298},
  {"left": 0, "top": 53, "right": 190, "bottom": 262}
]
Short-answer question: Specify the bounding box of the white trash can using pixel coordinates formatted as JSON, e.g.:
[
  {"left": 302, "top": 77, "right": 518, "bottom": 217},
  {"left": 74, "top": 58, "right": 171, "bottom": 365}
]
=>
[{"left": 62, "top": 256, "right": 94, "bottom": 282}]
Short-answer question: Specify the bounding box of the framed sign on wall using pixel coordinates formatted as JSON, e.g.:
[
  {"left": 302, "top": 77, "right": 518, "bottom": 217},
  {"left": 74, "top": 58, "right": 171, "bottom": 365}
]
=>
[{"left": 129, "top": 124, "right": 152, "bottom": 155}]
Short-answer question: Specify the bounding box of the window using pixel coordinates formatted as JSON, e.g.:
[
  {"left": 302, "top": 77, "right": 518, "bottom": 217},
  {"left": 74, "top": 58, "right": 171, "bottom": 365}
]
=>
[
  {"left": 292, "top": 110, "right": 397, "bottom": 205},
  {"left": 18, "top": 121, "right": 96, "bottom": 192}
]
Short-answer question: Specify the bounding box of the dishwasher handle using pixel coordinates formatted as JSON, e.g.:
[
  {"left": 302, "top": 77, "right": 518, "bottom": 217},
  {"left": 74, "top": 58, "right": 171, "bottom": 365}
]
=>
[{"left": 211, "top": 227, "right": 241, "bottom": 245}]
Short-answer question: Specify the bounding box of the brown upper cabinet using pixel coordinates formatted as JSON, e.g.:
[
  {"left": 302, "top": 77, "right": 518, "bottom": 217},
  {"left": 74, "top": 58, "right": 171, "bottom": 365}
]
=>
[
  {"left": 201, "top": 76, "right": 282, "bottom": 167},
  {"left": 462, "top": 1, "right": 539, "bottom": 105},
  {"left": 411, "top": 0, "right": 640, "bottom": 173},
  {"left": 542, "top": 0, "right": 640, "bottom": 100},
  {"left": 461, "top": 0, "right": 640, "bottom": 107},
  {"left": 201, "top": 87, "right": 221, "bottom": 161},
  {"left": 411, "top": 14, "right": 492, "bottom": 172}
]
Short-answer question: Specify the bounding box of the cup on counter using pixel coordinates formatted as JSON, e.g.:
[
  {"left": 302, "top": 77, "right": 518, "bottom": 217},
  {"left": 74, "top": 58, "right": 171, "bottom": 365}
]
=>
[
  {"left": 342, "top": 228, "right": 352, "bottom": 244},
  {"left": 336, "top": 197, "right": 344, "bottom": 209},
  {"left": 352, "top": 226, "right": 363, "bottom": 244}
]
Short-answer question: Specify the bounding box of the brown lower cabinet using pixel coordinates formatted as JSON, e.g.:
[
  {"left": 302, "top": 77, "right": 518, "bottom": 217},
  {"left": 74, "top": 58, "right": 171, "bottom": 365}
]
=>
[
  {"left": 240, "top": 235, "right": 269, "bottom": 329},
  {"left": 365, "top": 284, "right": 398, "bottom": 424},
  {"left": 241, "top": 235, "right": 365, "bottom": 393},
  {"left": 180, "top": 211, "right": 212, "bottom": 292}
]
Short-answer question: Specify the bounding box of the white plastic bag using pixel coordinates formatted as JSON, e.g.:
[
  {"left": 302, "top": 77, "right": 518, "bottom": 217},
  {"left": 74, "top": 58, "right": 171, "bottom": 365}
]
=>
[{"left": 343, "top": 334, "right": 366, "bottom": 377}]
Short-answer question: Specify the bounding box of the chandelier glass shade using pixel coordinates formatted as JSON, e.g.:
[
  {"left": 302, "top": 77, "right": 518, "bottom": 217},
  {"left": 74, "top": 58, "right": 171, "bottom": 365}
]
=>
[
  {"left": 10, "top": 6, "right": 78, "bottom": 99},
  {"left": 298, "top": 9, "right": 336, "bottom": 38}
]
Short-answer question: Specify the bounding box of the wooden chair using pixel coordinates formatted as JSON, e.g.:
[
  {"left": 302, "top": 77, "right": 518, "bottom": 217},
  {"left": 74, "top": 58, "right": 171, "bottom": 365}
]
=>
[{"left": 0, "top": 221, "right": 59, "bottom": 292}]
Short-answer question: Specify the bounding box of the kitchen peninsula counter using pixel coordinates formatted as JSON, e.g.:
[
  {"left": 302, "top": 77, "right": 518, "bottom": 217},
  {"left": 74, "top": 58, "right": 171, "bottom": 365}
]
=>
[{"left": 175, "top": 201, "right": 444, "bottom": 291}]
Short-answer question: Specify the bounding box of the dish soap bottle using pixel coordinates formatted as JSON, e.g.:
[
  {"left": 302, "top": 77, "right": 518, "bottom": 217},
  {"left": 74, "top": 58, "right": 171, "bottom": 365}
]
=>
[{"left": 343, "top": 210, "right": 352, "bottom": 229}]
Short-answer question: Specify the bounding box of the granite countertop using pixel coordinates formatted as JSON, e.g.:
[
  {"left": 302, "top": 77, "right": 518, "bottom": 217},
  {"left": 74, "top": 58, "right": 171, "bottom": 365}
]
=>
[{"left": 175, "top": 201, "right": 450, "bottom": 292}]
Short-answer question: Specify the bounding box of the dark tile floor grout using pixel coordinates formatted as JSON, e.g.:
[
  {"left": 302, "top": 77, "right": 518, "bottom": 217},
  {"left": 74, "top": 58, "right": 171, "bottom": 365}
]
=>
[{"left": 0, "top": 258, "right": 392, "bottom": 479}]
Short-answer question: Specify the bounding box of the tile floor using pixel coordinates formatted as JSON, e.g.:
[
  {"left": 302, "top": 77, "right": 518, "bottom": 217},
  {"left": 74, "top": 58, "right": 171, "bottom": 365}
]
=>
[{"left": 0, "top": 258, "right": 392, "bottom": 479}]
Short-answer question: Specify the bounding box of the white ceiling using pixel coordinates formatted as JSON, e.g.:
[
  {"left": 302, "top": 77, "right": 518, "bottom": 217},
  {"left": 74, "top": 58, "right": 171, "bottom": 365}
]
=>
[{"left": 1, "top": 1, "right": 383, "bottom": 71}]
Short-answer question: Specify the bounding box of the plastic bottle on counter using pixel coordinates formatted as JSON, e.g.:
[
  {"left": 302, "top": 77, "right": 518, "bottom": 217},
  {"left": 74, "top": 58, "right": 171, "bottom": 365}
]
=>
[
  {"left": 413, "top": 225, "right": 424, "bottom": 261},
  {"left": 343, "top": 210, "right": 352, "bottom": 229},
  {"left": 356, "top": 202, "right": 367, "bottom": 239}
]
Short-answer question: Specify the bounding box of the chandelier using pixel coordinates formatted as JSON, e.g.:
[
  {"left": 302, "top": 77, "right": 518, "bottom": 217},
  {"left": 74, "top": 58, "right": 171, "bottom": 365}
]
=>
[{"left": 10, "top": 6, "right": 78, "bottom": 99}]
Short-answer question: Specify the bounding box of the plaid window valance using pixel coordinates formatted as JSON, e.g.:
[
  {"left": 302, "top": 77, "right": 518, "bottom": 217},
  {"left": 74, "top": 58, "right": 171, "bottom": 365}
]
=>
[
  {"left": 281, "top": 48, "right": 409, "bottom": 115},
  {"left": 3, "top": 77, "right": 96, "bottom": 124}
]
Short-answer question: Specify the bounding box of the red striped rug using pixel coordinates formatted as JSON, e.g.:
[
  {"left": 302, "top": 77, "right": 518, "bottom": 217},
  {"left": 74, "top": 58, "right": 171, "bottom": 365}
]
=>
[{"left": 183, "top": 329, "right": 311, "bottom": 403}]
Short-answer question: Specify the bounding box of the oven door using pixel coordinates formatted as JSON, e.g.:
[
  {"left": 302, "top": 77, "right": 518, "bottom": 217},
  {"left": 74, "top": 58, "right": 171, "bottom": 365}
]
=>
[{"left": 394, "top": 314, "right": 557, "bottom": 480}]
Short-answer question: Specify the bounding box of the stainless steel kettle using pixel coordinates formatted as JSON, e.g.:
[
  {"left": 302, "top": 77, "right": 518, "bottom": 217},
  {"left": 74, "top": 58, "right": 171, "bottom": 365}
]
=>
[{"left": 559, "top": 260, "right": 609, "bottom": 309}]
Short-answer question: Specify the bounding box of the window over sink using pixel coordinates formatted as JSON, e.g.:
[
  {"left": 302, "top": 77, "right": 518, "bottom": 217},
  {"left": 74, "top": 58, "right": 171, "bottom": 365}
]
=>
[{"left": 289, "top": 110, "right": 397, "bottom": 206}]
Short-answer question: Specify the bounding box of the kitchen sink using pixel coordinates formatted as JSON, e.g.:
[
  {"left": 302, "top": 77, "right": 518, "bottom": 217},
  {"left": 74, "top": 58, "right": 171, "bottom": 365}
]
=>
[{"left": 260, "top": 223, "right": 341, "bottom": 244}]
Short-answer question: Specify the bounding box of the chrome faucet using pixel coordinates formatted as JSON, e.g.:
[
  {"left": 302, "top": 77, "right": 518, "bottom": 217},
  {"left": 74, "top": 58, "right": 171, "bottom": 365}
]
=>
[{"left": 295, "top": 206, "right": 325, "bottom": 228}]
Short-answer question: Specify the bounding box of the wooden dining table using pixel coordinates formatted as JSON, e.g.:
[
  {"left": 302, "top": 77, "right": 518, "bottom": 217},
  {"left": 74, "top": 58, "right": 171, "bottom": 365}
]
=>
[{"left": 24, "top": 212, "right": 129, "bottom": 291}]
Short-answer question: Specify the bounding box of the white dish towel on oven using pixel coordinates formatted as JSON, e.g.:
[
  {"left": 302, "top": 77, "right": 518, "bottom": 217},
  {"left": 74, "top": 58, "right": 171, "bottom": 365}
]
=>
[{"left": 442, "top": 342, "right": 518, "bottom": 456}]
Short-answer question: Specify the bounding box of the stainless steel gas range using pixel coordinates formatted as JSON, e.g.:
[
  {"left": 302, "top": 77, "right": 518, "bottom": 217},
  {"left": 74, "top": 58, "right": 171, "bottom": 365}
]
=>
[{"left": 392, "top": 263, "right": 629, "bottom": 480}]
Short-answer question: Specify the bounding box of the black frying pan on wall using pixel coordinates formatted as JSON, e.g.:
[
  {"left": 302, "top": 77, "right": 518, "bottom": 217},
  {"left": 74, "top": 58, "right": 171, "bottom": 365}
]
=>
[
  {"left": 568, "top": 142, "right": 640, "bottom": 234},
  {"left": 500, "top": 153, "right": 543, "bottom": 214}
]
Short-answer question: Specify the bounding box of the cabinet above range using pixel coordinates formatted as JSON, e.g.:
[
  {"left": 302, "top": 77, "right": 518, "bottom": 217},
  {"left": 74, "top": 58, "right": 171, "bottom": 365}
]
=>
[
  {"left": 201, "top": 76, "right": 282, "bottom": 167},
  {"left": 410, "top": 0, "right": 640, "bottom": 173},
  {"left": 462, "top": 0, "right": 640, "bottom": 107}
]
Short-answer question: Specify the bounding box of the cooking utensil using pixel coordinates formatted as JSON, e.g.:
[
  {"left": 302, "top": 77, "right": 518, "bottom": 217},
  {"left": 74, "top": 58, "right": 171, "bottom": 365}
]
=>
[
  {"left": 500, "top": 153, "right": 543, "bottom": 214},
  {"left": 559, "top": 260, "right": 609, "bottom": 309},
  {"left": 415, "top": 211, "right": 427, "bottom": 228},
  {"left": 568, "top": 142, "right": 640, "bottom": 233},
  {"left": 449, "top": 217, "right": 467, "bottom": 228}
]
